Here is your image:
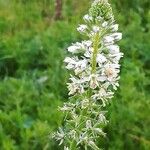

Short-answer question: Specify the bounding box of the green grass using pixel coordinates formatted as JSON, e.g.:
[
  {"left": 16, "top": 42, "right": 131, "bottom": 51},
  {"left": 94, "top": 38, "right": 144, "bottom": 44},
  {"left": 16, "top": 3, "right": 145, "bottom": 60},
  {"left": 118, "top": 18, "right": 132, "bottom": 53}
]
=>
[{"left": 0, "top": 0, "right": 150, "bottom": 149}]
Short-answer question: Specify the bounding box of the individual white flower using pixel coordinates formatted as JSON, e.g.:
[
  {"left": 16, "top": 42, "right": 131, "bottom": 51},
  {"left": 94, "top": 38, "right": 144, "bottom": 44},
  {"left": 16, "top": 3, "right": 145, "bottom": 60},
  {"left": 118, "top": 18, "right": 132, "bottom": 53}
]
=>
[
  {"left": 98, "top": 113, "right": 108, "bottom": 124},
  {"left": 81, "top": 99, "right": 89, "bottom": 109},
  {"left": 103, "top": 35, "right": 115, "bottom": 45},
  {"left": 106, "top": 77, "right": 120, "bottom": 90},
  {"left": 88, "top": 140, "right": 100, "bottom": 150},
  {"left": 86, "top": 120, "right": 92, "bottom": 129},
  {"left": 67, "top": 76, "right": 84, "bottom": 95},
  {"left": 64, "top": 146, "right": 69, "bottom": 150},
  {"left": 108, "top": 52, "right": 123, "bottom": 63},
  {"left": 104, "top": 67, "right": 118, "bottom": 80},
  {"left": 83, "top": 73, "right": 107, "bottom": 85},
  {"left": 92, "top": 26, "right": 100, "bottom": 33},
  {"left": 82, "top": 40, "right": 92, "bottom": 48},
  {"left": 67, "top": 82, "right": 84, "bottom": 95},
  {"left": 67, "top": 45, "right": 81, "bottom": 53},
  {"left": 102, "top": 64, "right": 120, "bottom": 81},
  {"left": 84, "top": 47, "right": 93, "bottom": 58},
  {"left": 64, "top": 57, "right": 77, "bottom": 69},
  {"left": 83, "top": 14, "right": 93, "bottom": 22},
  {"left": 68, "top": 130, "right": 76, "bottom": 139},
  {"left": 92, "top": 88, "right": 114, "bottom": 106},
  {"left": 89, "top": 74, "right": 100, "bottom": 89},
  {"left": 59, "top": 103, "right": 75, "bottom": 112},
  {"left": 102, "top": 21, "right": 108, "bottom": 28},
  {"left": 103, "top": 33, "right": 122, "bottom": 46},
  {"left": 67, "top": 41, "right": 93, "bottom": 54},
  {"left": 89, "top": 73, "right": 108, "bottom": 89},
  {"left": 64, "top": 57, "right": 88, "bottom": 74},
  {"left": 78, "top": 132, "right": 88, "bottom": 145},
  {"left": 106, "top": 45, "right": 120, "bottom": 54},
  {"left": 74, "top": 59, "right": 88, "bottom": 75},
  {"left": 84, "top": 50, "right": 91, "bottom": 58},
  {"left": 67, "top": 42, "right": 85, "bottom": 53},
  {"left": 110, "top": 32, "right": 122, "bottom": 41},
  {"left": 97, "top": 54, "right": 107, "bottom": 64},
  {"left": 96, "top": 16, "right": 103, "bottom": 22},
  {"left": 110, "top": 24, "right": 119, "bottom": 32},
  {"left": 53, "top": 128, "right": 65, "bottom": 145},
  {"left": 70, "top": 110, "right": 78, "bottom": 121},
  {"left": 64, "top": 57, "right": 74, "bottom": 63},
  {"left": 92, "top": 127, "right": 106, "bottom": 136},
  {"left": 77, "top": 24, "right": 88, "bottom": 33}
]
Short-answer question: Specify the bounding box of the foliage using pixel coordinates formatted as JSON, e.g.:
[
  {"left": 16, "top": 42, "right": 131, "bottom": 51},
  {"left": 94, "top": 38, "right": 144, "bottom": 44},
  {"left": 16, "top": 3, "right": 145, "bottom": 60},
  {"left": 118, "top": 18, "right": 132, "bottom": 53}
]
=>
[{"left": 0, "top": 0, "right": 149, "bottom": 150}]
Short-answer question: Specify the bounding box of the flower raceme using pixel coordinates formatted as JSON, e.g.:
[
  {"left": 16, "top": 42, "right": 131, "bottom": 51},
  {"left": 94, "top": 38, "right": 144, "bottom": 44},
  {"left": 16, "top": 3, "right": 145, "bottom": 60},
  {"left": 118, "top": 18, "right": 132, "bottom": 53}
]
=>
[{"left": 53, "top": 0, "right": 123, "bottom": 149}]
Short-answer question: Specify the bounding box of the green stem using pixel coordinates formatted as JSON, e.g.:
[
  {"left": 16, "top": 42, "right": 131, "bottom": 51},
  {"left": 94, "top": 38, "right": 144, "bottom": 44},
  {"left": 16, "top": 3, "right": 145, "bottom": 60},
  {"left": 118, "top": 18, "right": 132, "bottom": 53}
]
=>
[
  {"left": 70, "top": 140, "right": 76, "bottom": 150},
  {"left": 91, "top": 33, "right": 100, "bottom": 74}
]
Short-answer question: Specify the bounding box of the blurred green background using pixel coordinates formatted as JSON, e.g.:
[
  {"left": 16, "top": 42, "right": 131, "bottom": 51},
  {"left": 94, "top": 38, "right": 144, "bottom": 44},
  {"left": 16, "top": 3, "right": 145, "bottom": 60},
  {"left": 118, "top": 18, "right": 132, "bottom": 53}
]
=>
[{"left": 0, "top": 0, "right": 150, "bottom": 149}]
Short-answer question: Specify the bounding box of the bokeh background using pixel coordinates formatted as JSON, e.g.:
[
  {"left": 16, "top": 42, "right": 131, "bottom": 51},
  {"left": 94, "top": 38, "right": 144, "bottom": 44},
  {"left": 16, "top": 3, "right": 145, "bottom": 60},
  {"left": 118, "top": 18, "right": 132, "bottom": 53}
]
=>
[{"left": 0, "top": 0, "right": 150, "bottom": 149}]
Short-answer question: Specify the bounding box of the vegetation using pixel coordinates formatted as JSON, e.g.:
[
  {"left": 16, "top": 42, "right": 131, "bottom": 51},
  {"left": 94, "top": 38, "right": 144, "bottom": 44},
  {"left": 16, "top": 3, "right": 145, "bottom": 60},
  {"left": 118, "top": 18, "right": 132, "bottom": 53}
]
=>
[{"left": 0, "top": 0, "right": 149, "bottom": 149}]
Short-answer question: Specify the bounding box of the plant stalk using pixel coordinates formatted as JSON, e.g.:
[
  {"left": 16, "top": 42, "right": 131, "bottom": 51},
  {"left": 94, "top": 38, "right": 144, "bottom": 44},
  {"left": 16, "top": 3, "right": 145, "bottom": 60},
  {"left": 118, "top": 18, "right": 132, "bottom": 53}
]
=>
[{"left": 91, "top": 33, "right": 100, "bottom": 74}]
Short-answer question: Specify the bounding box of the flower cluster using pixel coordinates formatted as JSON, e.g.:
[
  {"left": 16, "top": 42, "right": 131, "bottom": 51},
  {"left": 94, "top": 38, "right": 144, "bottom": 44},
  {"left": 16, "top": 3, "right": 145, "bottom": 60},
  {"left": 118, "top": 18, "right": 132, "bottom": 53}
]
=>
[{"left": 53, "top": 0, "right": 123, "bottom": 149}]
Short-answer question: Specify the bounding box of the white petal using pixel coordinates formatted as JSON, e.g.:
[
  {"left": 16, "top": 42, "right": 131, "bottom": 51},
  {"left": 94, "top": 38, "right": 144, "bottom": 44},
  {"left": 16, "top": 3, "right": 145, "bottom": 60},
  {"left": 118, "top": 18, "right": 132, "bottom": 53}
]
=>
[
  {"left": 77, "top": 24, "right": 88, "bottom": 33},
  {"left": 83, "top": 14, "right": 93, "bottom": 22},
  {"left": 107, "top": 45, "right": 120, "bottom": 54},
  {"left": 110, "top": 32, "right": 122, "bottom": 41},
  {"left": 110, "top": 24, "right": 119, "bottom": 32},
  {"left": 93, "top": 26, "right": 100, "bottom": 33},
  {"left": 97, "top": 54, "right": 107, "bottom": 64},
  {"left": 102, "top": 21, "right": 108, "bottom": 28}
]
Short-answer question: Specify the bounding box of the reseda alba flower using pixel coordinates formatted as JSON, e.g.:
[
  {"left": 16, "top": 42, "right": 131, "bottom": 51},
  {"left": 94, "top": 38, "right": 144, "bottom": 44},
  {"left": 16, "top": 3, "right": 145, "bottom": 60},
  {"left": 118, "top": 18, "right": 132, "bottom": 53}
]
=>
[
  {"left": 53, "top": 0, "right": 123, "bottom": 149},
  {"left": 77, "top": 24, "right": 88, "bottom": 33}
]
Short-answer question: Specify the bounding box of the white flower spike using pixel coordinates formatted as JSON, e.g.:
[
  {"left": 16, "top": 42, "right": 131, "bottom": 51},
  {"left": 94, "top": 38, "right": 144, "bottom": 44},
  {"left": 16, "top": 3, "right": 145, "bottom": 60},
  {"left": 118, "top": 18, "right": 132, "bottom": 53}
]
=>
[{"left": 53, "top": 0, "right": 123, "bottom": 149}]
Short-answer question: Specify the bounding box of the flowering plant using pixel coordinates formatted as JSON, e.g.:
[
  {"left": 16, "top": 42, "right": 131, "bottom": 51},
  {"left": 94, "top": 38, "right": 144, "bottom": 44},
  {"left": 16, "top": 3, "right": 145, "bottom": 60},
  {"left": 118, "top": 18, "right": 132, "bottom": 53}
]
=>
[{"left": 53, "top": 0, "right": 123, "bottom": 149}]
